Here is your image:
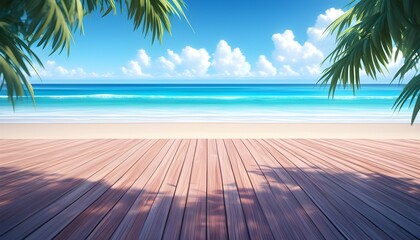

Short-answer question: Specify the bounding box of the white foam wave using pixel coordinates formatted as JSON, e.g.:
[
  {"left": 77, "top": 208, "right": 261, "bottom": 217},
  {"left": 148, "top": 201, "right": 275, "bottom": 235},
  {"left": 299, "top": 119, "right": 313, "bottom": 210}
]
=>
[
  {"left": 0, "top": 108, "right": 411, "bottom": 123},
  {"left": 20, "top": 95, "right": 398, "bottom": 100}
]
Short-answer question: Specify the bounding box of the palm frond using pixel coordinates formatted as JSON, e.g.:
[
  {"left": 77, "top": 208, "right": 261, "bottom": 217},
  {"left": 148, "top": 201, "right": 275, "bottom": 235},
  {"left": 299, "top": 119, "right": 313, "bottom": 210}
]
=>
[
  {"left": 82, "top": 0, "right": 118, "bottom": 16},
  {"left": 125, "top": 0, "right": 187, "bottom": 43},
  {"left": 0, "top": 21, "right": 38, "bottom": 108},
  {"left": 393, "top": 74, "right": 420, "bottom": 124},
  {"left": 0, "top": 0, "right": 187, "bottom": 109},
  {"left": 319, "top": 12, "right": 393, "bottom": 96},
  {"left": 321, "top": 0, "right": 420, "bottom": 123},
  {"left": 82, "top": 0, "right": 188, "bottom": 43},
  {"left": 25, "top": 0, "right": 82, "bottom": 55}
]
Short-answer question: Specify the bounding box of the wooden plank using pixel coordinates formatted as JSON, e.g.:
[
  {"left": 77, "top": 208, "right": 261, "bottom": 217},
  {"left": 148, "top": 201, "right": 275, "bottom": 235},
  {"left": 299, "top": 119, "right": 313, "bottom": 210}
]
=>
[
  {"left": 0, "top": 139, "right": 74, "bottom": 159},
  {"left": 352, "top": 140, "right": 420, "bottom": 161},
  {"left": 110, "top": 139, "right": 181, "bottom": 239},
  {"left": 262, "top": 139, "right": 373, "bottom": 239},
  {"left": 0, "top": 139, "right": 135, "bottom": 236},
  {"left": 283, "top": 139, "right": 418, "bottom": 239},
  {"left": 223, "top": 139, "right": 274, "bottom": 240},
  {"left": 0, "top": 139, "right": 108, "bottom": 178},
  {"left": 297, "top": 139, "right": 420, "bottom": 212},
  {"left": 0, "top": 139, "right": 113, "bottom": 196},
  {"left": 161, "top": 140, "right": 197, "bottom": 240},
  {"left": 253, "top": 139, "right": 344, "bottom": 239},
  {"left": 179, "top": 139, "right": 208, "bottom": 240},
  {"left": 2, "top": 139, "right": 156, "bottom": 239},
  {"left": 232, "top": 139, "right": 308, "bottom": 239},
  {"left": 206, "top": 139, "right": 228, "bottom": 240},
  {"left": 56, "top": 140, "right": 181, "bottom": 239},
  {"left": 0, "top": 139, "right": 93, "bottom": 200},
  {"left": 215, "top": 139, "right": 249, "bottom": 240},
  {"left": 399, "top": 139, "right": 420, "bottom": 150},
  {"left": 321, "top": 139, "right": 420, "bottom": 179},
  {"left": 314, "top": 139, "right": 420, "bottom": 187},
  {"left": 87, "top": 139, "right": 174, "bottom": 239},
  {"left": 0, "top": 139, "right": 39, "bottom": 152},
  {"left": 0, "top": 139, "right": 82, "bottom": 162},
  {"left": 139, "top": 139, "right": 191, "bottom": 239},
  {"left": 275, "top": 139, "right": 411, "bottom": 239},
  {"left": 0, "top": 139, "right": 113, "bottom": 201},
  {"left": 344, "top": 139, "right": 420, "bottom": 169},
  {"left": 243, "top": 139, "right": 334, "bottom": 239},
  {"left": 25, "top": 140, "right": 165, "bottom": 240},
  {"left": 0, "top": 139, "right": 84, "bottom": 166},
  {"left": 309, "top": 140, "right": 420, "bottom": 196},
  {"left": 0, "top": 139, "right": 100, "bottom": 195},
  {"left": 310, "top": 140, "right": 420, "bottom": 212}
]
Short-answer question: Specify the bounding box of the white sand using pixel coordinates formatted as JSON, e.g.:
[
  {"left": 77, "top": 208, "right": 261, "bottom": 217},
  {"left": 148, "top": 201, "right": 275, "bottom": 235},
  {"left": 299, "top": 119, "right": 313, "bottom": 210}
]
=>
[{"left": 0, "top": 123, "right": 419, "bottom": 139}]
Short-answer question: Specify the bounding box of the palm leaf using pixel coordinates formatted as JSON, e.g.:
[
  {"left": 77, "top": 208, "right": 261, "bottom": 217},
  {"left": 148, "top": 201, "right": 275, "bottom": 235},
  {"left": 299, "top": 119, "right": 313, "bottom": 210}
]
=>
[
  {"left": 0, "top": 20, "right": 38, "bottom": 108},
  {"left": 125, "top": 0, "right": 187, "bottom": 43},
  {"left": 320, "top": 0, "right": 420, "bottom": 123},
  {"left": 0, "top": 0, "right": 187, "bottom": 109},
  {"left": 393, "top": 74, "right": 420, "bottom": 124}
]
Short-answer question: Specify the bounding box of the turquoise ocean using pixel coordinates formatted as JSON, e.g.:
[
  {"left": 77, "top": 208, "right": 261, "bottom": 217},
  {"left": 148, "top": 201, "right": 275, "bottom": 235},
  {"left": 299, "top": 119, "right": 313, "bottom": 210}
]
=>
[{"left": 0, "top": 84, "right": 412, "bottom": 123}]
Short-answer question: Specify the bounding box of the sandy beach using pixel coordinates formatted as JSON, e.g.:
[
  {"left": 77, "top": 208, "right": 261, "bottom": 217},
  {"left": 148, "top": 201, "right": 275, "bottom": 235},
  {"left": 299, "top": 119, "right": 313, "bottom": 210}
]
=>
[{"left": 0, "top": 123, "right": 419, "bottom": 139}]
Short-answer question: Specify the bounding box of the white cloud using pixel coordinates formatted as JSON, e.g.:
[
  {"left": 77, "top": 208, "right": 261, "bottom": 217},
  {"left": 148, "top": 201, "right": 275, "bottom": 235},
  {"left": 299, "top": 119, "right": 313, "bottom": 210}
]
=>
[
  {"left": 119, "top": 9, "right": 347, "bottom": 80},
  {"left": 273, "top": 30, "right": 305, "bottom": 62},
  {"left": 272, "top": 8, "right": 344, "bottom": 77},
  {"left": 122, "top": 46, "right": 210, "bottom": 77},
  {"left": 273, "top": 30, "right": 324, "bottom": 62},
  {"left": 121, "top": 49, "right": 151, "bottom": 77},
  {"left": 122, "top": 61, "right": 145, "bottom": 76},
  {"left": 123, "top": 40, "right": 253, "bottom": 78},
  {"left": 272, "top": 30, "right": 324, "bottom": 76},
  {"left": 157, "top": 56, "right": 176, "bottom": 72},
  {"left": 212, "top": 40, "right": 251, "bottom": 76},
  {"left": 118, "top": 8, "right": 354, "bottom": 80},
  {"left": 179, "top": 46, "right": 211, "bottom": 76},
  {"left": 307, "top": 8, "right": 345, "bottom": 57},
  {"left": 304, "top": 64, "right": 322, "bottom": 76},
  {"left": 33, "top": 60, "right": 108, "bottom": 79},
  {"left": 167, "top": 50, "right": 182, "bottom": 65},
  {"left": 255, "top": 55, "right": 277, "bottom": 77},
  {"left": 137, "top": 49, "right": 151, "bottom": 67},
  {"left": 279, "top": 65, "right": 299, "bottom": 76},
  {"left": 307, "top": 8, "right": 344, "bottom": 43}
]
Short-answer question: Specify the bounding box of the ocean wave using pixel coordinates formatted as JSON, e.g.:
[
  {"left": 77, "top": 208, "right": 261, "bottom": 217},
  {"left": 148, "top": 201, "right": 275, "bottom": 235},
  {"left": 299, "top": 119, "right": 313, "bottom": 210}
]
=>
[
  {"left": 0, "top": 109, "right": 410, "bottom": 117},
  {"left": 0, "top": 106, "right": 410, "bottom": 123},
  {"left": 0, "top": 114, "right": 410, "bottom": 123},
  {"left": 332, "top": 96, "right": 396, "bottom": 100},
  {"left": 31, "top": 94, "right": 248, "bottom": 100},
  {"left": 21, "top": 94, "right": 398, "bottom": 100}
]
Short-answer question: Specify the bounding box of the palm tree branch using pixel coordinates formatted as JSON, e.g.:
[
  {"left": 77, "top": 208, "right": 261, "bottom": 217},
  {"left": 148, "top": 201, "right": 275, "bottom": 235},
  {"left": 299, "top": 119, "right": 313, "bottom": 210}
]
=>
[
  {"left": 320, "top": 21, "right": 393, "bottom": 96},
  {"left": 393, "top": 74, "right": 420, "bottom": 124},
  {"left": 125, "top": 0, "right": 187, "bottom": 43},
  {"left": 0, "top": 21, "right": 37, "bottom": 107},
  {"left": 321, "top": 0, "right": 420, "bottom": 123},
  {"left": 0, "top": 0, "right": 187, "bottom": 109}
]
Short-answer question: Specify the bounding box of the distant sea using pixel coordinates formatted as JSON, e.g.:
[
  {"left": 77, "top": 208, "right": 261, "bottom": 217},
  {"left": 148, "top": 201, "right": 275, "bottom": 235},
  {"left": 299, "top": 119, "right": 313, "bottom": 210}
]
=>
[{"left": 0, "top": 84, "right": 412, "bottom": 123}]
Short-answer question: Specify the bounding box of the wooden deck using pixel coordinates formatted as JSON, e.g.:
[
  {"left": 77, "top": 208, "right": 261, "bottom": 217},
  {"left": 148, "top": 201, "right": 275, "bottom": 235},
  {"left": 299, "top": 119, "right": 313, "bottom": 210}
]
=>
[{"left": 0, "top": 139, "right": 419, "bottom": 239}]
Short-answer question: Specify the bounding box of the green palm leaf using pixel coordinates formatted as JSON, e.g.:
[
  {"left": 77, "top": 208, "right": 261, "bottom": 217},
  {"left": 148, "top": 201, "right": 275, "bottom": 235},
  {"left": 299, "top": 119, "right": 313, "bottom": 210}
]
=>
[
  {"left": 393, "top": 74, "right": 420, "bottom": 124},
  {"left": 320, "top": 0, "right": 420, "bottom": 124},
  {"left": 0, "top": 0, "right": 187, "bottom": 108}
]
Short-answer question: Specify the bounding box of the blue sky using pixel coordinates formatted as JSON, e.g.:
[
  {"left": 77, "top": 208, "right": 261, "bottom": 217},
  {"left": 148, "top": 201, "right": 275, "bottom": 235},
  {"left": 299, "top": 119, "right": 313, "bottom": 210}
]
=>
[{"left": 32, "top": 0, "right": 399, "bottom": 83}]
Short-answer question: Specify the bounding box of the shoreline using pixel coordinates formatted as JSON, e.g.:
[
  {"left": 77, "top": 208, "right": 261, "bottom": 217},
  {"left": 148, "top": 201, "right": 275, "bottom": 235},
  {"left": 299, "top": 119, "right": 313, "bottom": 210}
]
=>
[{"left": 0, "top": 123, "right": 419, "bottom": 139}]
